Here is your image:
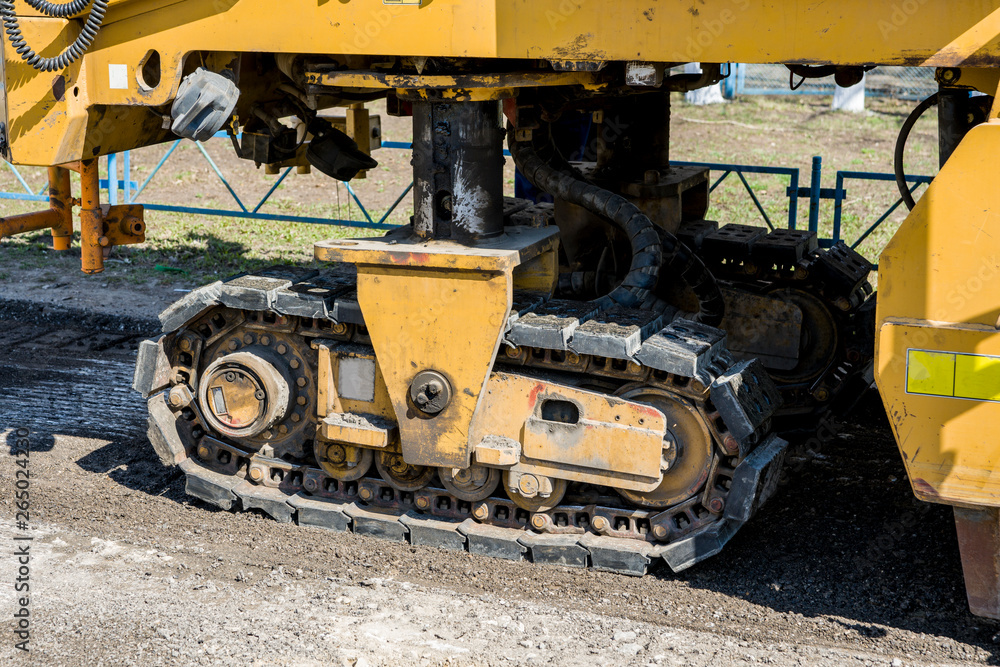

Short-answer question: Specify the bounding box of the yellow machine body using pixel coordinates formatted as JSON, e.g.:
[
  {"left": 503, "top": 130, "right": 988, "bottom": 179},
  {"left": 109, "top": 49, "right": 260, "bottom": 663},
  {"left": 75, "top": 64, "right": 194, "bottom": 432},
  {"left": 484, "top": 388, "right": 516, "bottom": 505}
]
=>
[
  {"left": 6, "top": 0, "right": 1000, "bottom": 166},
  {"left": 876, "top": 120, "right": 1000, "bottom": 508},
  {"left": 11, "top": 0, "right": 1000, "bottom": 617}
]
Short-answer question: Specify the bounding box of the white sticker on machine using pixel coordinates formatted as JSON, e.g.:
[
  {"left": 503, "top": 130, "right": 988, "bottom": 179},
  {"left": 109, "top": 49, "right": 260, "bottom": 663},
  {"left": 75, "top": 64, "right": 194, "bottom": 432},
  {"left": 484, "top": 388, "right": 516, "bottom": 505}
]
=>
[{"left": 109, "top": 64, "right": 128, "bottom": 90}]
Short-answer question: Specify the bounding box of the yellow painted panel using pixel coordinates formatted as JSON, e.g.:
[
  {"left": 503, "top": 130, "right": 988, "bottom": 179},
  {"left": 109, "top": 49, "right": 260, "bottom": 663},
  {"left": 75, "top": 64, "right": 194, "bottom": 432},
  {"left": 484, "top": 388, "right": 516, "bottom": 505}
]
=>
[
  {"left": 906, "top": 350, "right": 956, "bottom": 396},
  {"left": 956, "top": 353, "right": 1000, "bottom": 400},
  {"left": 877, "top": 322, "right": 1000, "bottom": 507},
  {"left": 357, "top": 265, "right": 511, "bottom": 469}
]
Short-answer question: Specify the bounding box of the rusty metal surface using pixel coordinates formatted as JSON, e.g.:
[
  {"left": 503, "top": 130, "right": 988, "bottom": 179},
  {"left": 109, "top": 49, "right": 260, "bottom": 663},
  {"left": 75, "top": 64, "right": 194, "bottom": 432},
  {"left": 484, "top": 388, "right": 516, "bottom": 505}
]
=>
[
  {"left": 954, "top": 507, "right": 1000, "bottom": 619},
  {"left": 720, "top": 288, "right": 803, "bottom": 371}
]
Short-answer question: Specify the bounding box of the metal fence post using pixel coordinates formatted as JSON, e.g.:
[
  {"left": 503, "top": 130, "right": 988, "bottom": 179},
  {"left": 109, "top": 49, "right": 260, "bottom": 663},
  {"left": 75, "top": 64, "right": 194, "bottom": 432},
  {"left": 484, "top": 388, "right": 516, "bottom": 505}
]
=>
[
  {"left": 808, "top": 155, "right": 822, "bottom": 232},
  {"left": 107, "top": 152, "right": 118, "bottom": 205},
  {"left": 722, "top": 64, "right": 738, "bottom": 99},
  {"left": 124, "top": 151, "right": 132, "bottom": 204}
]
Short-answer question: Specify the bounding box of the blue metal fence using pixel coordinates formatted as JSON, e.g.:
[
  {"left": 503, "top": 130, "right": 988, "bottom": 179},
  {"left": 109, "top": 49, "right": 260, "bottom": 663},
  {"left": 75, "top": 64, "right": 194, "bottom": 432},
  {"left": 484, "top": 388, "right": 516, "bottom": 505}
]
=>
[{"left": 0, "top": 136, "right": 930, "bottom": 255}]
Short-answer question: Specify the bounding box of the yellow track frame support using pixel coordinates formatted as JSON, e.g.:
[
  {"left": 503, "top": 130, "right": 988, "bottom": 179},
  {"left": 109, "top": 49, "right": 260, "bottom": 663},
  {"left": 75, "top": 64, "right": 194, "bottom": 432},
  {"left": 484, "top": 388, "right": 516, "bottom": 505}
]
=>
[
  {"left": 876, "top": 119, "right": 1000, "bottom": 618},
  {"left": 316, "top": 226, "right": 559, "bottom": 469}
]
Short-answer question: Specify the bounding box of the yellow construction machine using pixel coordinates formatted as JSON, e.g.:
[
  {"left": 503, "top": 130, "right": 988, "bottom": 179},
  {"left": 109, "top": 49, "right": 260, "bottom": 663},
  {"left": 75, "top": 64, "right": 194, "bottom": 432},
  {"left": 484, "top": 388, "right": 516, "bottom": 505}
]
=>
[{"left": 4, "top": 0, "right": 1000, "bottom": 617}]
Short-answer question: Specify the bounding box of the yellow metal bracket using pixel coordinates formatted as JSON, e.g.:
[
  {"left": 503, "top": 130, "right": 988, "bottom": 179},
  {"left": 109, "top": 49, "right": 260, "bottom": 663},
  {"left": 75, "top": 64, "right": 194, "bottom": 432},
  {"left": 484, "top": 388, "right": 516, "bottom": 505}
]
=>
[
  {"left": 315, "top": 226, "right": 559, "bottom": 468},
  {"left": 471, "top": 372, "right": 667, "bottom": 491}
]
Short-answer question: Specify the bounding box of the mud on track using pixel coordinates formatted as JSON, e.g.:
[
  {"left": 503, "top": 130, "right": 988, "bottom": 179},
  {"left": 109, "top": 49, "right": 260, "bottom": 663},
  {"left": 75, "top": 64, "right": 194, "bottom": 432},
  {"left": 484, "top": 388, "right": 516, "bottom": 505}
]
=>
[{"left": 0, "top": 296, "right": 998, "bottom": 666}]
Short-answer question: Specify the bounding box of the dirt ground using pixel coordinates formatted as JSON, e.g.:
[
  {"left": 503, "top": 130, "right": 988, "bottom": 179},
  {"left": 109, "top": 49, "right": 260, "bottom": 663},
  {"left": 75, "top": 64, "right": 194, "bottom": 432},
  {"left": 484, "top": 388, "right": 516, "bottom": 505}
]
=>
[{"left": 1, "top": 292, "right": 998, "bottom": 667}]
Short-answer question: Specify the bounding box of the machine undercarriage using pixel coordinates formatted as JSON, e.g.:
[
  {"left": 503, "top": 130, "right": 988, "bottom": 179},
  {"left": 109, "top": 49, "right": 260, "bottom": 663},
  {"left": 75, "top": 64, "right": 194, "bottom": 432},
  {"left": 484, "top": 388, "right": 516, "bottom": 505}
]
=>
[{"left": 124, "top": 62, "right": 876, "bottom": 573}]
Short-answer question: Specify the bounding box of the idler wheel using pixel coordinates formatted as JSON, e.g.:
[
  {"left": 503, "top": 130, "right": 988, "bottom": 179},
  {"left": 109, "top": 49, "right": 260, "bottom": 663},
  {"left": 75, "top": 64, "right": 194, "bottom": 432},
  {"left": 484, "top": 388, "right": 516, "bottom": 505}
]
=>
[
  {"left": 503, "top": 471, "right": 567, "bottom": 513},
  {"left": 315, "top": 440, "right": 373, "bottom": 482},
  {"left": 197, "top": 347, "right": 292, "bottom": 440},
  {"left": 439, "top": 465, "right": 501, "bottom": 502},
  {"left": 375, "top": 451, "right": 436, "bottom": 492},
  {"left": 613, "top": 385, "right": 714, "bottom": 509}
]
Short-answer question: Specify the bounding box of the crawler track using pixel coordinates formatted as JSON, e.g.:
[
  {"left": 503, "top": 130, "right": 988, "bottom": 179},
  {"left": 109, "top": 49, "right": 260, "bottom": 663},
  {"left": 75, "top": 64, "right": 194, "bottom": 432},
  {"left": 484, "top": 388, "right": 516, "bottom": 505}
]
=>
[{"left": 134, "top": 261, "right": 788, "bottom": 575}]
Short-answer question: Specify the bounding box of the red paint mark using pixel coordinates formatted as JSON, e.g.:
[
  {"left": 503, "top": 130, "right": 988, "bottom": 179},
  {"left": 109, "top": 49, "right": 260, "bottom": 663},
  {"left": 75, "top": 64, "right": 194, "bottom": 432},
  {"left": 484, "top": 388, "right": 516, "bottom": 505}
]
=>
[
  {"left": 389, "top": 252, "right": 430, "bottom": 265},
  {"left": 912, "top": 478, "right": 941, "bottom": 499},
  {"left": 527, "top": 383, "right": 545, "bottom": 408},
  {"left": 634, "top": 404, "right": 663, "bottom": 419}
]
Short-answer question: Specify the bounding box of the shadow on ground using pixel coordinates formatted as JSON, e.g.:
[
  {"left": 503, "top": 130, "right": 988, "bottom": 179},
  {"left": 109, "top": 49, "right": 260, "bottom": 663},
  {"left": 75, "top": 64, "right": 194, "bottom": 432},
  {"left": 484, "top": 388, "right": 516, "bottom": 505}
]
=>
[{"left": 667, "top": 394, "right": 1000, "bottom": 661}]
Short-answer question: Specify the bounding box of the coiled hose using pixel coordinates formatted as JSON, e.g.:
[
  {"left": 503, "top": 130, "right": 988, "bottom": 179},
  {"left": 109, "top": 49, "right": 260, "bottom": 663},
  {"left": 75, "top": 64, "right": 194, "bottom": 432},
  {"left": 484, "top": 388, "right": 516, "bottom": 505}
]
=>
[
  {"left": 509, "top": 124, "right": 724, "bottom": 326},
  {"left": 1, "top": 0, "right": 108, "bottom": 72}
]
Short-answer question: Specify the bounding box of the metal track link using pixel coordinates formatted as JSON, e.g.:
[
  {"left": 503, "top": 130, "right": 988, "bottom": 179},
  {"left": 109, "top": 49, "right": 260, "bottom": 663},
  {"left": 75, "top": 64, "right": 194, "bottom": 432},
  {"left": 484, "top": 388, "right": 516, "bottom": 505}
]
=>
[
  {"left": 173, "top": 432, "right": 786, "bottom": 575},
  {"left": 136, "top": 263, "right": 789, "bottom": 577}
]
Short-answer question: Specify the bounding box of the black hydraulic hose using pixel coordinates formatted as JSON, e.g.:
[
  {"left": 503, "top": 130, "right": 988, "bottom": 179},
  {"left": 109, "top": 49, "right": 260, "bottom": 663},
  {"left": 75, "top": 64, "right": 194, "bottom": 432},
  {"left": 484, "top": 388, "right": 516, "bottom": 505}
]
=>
[
  {"left": 509, "top": 125, "right": 724, "bottom": 326},
  {"left": 894, "top": 92, "right": 938, "bottom": 211},
  {"left": 0, "top": 0, "right": 109, "bottom": 72}
]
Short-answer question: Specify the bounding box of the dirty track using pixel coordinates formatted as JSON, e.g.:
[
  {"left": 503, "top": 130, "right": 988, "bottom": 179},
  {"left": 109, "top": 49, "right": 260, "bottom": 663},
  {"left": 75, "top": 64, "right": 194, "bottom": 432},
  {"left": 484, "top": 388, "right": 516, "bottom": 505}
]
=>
[{"left": 0, "top": 297, "right": 998, "bottom": 666}]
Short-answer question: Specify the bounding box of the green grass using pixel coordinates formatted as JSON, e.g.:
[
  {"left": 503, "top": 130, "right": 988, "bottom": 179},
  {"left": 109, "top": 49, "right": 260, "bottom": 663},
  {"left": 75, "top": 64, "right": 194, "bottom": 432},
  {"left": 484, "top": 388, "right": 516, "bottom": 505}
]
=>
[{"left": 0, "top": 207, "right": 389, "bottom": 286}]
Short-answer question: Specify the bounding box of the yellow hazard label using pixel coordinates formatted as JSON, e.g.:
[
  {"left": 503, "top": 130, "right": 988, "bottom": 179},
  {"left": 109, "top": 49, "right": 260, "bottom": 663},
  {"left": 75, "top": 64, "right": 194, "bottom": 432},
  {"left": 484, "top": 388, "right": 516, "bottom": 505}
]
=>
[{"left": 906, "top": 349, "right": 1000, "bottom": 401}]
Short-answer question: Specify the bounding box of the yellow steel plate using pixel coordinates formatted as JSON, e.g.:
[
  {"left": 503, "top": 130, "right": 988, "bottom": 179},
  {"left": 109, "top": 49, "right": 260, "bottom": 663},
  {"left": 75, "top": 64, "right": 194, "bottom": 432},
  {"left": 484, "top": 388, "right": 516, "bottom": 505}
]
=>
[
  {"left": 878, "top": 322, "right": 1000, "bottom": 507},
  {"left": 906, "top": 349, "right": 1000, "bottom": 401}
]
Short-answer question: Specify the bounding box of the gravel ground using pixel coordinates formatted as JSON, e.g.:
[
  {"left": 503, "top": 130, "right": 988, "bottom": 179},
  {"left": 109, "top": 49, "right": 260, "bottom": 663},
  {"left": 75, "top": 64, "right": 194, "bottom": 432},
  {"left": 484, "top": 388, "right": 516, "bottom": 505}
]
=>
[{"left": 1, "top": 295, "right": 999, "bottom": 667}]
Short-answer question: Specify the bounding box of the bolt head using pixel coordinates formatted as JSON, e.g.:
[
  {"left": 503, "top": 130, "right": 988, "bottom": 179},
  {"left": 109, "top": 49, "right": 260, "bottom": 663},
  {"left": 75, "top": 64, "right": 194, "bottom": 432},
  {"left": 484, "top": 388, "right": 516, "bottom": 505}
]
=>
[
  {"left": 653, "top": 525, "right": 667, "bottom": 539},
  {"left": 517, "top": 474, "right": 540, "bottom": 497},
  {"left": 531, "top": 514, "right": 547, "bottom": 530},
  {"left": 592, "top": 516, "right": 609, "bottom": 532},
  {"left": 472, "top": 504, "right": 489, "bottom": 521},
  {"left": 276, "top": 344, "right": 288, "bottom": 354},
  {"left": 228, "top": 340, "right": 239, "bottom": 351},
  {"left": 415, "top": 497, "right": 430, "bottom": 509},
  {"left": 709, "top": 498, "right": 726, "bottom": 513},
  {"left": 296, "top": 377, "right": 307, "bottom": 388},
  {"left": 249, "top": 467, "right": 263, "bottom": 482},
  {"left": 359, "top": 487, "right": 373, "bottom": 501},
  {"left": 290, "top": 359, "right": 300, "bottom": 370},
  {"left": 197, "top": 446, "right": 210, "bottom": 460},
  {"left": 168, "top": 387, "right": 184, "bottom": 407},
  {"left": 304, "top": 478, "right": 318, "bottom": 492}
]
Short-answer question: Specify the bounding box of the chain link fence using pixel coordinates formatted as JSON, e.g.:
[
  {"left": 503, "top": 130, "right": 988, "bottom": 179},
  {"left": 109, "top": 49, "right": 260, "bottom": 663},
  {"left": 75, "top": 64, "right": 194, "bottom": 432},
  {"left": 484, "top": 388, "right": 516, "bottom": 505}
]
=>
[{"left": 734, "top": 64, "right": 937, "bottom": 100}]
